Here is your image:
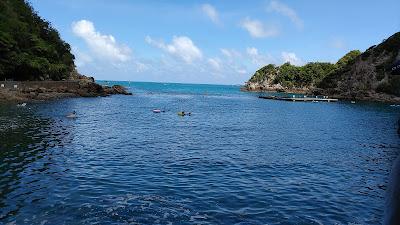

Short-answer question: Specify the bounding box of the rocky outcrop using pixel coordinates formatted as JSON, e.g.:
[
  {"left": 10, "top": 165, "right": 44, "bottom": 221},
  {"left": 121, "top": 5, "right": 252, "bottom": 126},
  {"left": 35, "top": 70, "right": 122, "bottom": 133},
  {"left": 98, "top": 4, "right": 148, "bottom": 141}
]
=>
[
  {"left": 104, "top": 85, "right": 132, "bottom": 95},
  {"left": 0, "top": 80, "right": 132, "bottom": 102},
  {"left": 244, "top": 32, "right": 400, "bottom": 103},
  {"left": 316, "top": 32, "right": 400, "bottom": 102},
  {"left": 242, "top": 81, "right": 310, "bottom": 94}
]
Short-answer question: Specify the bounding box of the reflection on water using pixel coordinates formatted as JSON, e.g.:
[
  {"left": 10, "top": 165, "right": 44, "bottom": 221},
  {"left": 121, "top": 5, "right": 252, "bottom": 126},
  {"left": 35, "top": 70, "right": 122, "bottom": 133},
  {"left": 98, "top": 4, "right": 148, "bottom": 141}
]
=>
[
  {"left": 0, "top": 82, "right": 399, "bottom": 225},
  {"left": 0, "top": 104, "right": 72, "bottom": 222}
]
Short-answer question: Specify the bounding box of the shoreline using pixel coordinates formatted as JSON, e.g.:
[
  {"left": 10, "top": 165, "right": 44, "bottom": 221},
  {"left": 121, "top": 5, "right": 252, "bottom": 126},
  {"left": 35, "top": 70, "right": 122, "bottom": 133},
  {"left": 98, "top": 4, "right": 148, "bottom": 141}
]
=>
[
  {"left": 0, "top": 80, "right": 132, "bottom": 103},
  {"left": 241, "top": 86, "right": 400, "bottom": 104}
]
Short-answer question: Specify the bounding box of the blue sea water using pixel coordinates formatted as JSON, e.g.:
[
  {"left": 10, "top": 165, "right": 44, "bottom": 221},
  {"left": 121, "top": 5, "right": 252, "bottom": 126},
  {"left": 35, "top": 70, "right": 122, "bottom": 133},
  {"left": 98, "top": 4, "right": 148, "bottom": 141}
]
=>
[{"left": 0, "top": 81, "right": 399, "bottom": 225}]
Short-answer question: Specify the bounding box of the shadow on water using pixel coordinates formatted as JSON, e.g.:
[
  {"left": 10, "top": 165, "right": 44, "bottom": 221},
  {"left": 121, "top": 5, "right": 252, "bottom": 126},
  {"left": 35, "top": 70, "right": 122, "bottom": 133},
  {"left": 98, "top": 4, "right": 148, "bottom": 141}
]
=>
[
  {"left": 0, "top": 104, "right": 72, "bottom": 221},
  {"left": 384, "top": 116, "right": 400, "bottom": 225}
]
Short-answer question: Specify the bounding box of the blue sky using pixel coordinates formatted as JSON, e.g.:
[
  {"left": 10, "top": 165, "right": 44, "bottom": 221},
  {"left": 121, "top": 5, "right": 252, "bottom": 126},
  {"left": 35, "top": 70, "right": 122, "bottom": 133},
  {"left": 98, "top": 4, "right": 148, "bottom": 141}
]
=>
[{"left": 30, "top": 0, "right": 400, "bottom": 84}]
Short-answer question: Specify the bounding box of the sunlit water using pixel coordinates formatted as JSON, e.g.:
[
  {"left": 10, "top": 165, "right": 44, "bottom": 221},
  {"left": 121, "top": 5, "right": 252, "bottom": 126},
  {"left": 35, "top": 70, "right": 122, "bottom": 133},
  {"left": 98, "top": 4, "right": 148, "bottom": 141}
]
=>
[{"left": 0, "top": 82, "right": 399, "bottom": 225}]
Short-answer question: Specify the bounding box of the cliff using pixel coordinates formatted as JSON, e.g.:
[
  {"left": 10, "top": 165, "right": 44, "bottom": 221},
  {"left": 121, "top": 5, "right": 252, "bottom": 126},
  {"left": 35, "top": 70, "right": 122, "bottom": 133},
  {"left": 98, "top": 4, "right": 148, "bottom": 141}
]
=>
[
  {"left": 244, "top": 32, "right": 400, "bottom": 103},
  {"left": 316, "top": 32, "right": 400, "bottom": 102},
  {"left": 0, "top": 0, "right": 131, "bottom": 102}
]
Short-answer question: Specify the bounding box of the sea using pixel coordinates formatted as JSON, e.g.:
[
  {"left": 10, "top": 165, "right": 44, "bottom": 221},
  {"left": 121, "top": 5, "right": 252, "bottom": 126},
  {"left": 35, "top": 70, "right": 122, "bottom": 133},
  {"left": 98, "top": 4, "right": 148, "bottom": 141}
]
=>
[{"left": 0, "top": 81, "right": 399, "bottom": 225}]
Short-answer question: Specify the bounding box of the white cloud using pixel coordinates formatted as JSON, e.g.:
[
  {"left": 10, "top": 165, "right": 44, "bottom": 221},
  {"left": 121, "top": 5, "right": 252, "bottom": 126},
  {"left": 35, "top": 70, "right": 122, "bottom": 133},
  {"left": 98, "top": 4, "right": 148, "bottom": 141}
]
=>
[
  {"left": 145, "top": 35, "right": 203, "bottom": 63},
  {"left": 72, "top": 47, "right": 93, "bottom": 67},
  {"left": 236, "top": 69, "right": 248, "bottom": 75},
  {"left": 134, "top": 61, "right": 149, "bottom": 73},
  {"left": 281, "top": 51, "right": 303, "bottom": 66},
  {"left": 72, "top": 20, "right": 131, "bottom": 62},
  {"left": 268, "top": 0, "right": 303, "bottom": 29},
  {"left": 246, "top": 47, "right": 259, "bottom": 56},
  {"left": 201, "top": 4, "right": 220, "bottom": 25},
  {"left": 208, "top": 57, "right": 222, "bottom": 70},
  {"left": 220, "top": 48, "right": 241, "bottom": 59},
  {"left": 246, "top": 47, "right": 276, "bottom": 67},
  {"left": 240, "top": 17, "right": 279, "bottom": 38}
]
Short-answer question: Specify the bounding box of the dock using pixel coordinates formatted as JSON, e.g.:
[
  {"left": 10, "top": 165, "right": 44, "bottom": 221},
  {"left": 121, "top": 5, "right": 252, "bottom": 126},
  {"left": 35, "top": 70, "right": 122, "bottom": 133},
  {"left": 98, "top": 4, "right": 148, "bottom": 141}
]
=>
[{"left": 259, "top": 95, "right": 338, "bottom": 102}]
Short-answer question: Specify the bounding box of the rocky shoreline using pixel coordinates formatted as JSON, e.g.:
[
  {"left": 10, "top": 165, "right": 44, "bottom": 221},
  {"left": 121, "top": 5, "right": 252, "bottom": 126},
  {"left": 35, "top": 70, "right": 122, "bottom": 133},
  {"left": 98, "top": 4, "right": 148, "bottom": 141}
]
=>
[
  {"left": 241, "top": 83, "right": 310, "bottom": 94},
  {"left": 243, "top": 32, "right": 400, "bottom": 104},
  {"left": 0, "top": 80, "right": 132, "bottom": 103},
  {"left": 242, "top": 85, "right": 400, "bottom": 103}
]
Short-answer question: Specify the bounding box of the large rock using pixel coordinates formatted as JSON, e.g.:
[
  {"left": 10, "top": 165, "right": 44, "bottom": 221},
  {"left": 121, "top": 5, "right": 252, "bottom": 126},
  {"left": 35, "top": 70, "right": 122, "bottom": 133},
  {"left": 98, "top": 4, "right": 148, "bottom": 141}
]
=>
[{"left": 105, "top": 85, "right": 132, "bottom": 95}]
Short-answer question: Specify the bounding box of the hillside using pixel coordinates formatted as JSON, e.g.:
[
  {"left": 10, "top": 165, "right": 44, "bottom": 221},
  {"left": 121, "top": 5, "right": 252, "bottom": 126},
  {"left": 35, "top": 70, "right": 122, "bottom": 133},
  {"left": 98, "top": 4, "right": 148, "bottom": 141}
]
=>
[
  {"left": 317, "top": 32, "right": 400, "bottom": 101},
  {"left": 0, "top": 0, "right": 75, "bottom": 81},
  {"left": 0, "top": 0, "right": 132, "bottom": 101},
  {"left": 244, "top": 32, "right": 400, "bottom": 102},
  {"left": 245, "top": 51, "right": 360, "bottom": 93}
]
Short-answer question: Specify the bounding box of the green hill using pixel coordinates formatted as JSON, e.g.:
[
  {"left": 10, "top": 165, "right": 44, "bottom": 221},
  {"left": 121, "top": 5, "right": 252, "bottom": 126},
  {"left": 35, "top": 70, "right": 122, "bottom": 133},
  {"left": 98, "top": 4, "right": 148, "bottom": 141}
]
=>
[
  {"left": 0, "top": 0, "right": 75, "bottom": 81},
  {"left": 245, "top": 51, "right": 360, "bottom": 92},
  {"left": 245, "top": 32, "right": 400, "bottom": 102},
  {"left": 318, "top": 32, "right": 400, "bottom": 98}
]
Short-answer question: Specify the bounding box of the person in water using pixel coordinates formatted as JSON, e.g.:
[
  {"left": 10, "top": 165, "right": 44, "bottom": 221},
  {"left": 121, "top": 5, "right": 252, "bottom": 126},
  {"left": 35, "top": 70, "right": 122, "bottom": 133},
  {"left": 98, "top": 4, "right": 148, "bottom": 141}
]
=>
[
  {"left": 178, "top": 111, "right": 191, "bottom": 116},
  {"left": 66, "top": 111, "right": 77, "bottom": 118}
]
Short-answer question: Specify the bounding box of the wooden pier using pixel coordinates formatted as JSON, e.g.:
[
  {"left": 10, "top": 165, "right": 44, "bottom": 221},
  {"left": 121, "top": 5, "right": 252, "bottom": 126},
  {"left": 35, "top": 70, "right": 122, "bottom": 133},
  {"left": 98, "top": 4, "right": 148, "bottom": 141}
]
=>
[{"left": 259, "top": 95, "right": 338, "bottom": 102}]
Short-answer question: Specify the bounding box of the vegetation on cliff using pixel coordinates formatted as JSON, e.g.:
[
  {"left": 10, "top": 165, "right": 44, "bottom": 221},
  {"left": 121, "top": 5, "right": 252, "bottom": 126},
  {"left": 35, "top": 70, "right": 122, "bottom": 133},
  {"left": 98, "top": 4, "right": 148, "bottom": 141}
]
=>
[
  {"left": 318, "top": 32, "right": 400, "bottom": 97},
  {"left": 0, "top": 0, "right": 75, "bottom": 81},
  {"left": 246, "top": 32, "right": 400, "bottom": 101},
  {"left": 248, "top": 52, "right": 358, "bottom": 89}
]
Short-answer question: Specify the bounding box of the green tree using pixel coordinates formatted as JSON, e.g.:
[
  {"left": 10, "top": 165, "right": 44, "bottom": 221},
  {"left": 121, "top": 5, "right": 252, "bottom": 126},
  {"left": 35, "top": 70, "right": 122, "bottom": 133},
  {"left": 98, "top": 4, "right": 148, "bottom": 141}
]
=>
[
  {"left": 0, "top": 0, "right": 75, "bottom": 81},
  {"left": 336, "top": 50, "right": 361, "bottom": 69}
]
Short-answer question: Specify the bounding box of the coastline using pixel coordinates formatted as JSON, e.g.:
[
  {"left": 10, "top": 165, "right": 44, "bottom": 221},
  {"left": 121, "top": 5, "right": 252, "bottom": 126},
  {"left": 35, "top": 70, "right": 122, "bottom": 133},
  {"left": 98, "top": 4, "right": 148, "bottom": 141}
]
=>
[
  {"left": 0, "top": 80, "right": 132, "bottom": 103},
  {"left": 241, "top": 86, "right": 400, "bottom": 103}
]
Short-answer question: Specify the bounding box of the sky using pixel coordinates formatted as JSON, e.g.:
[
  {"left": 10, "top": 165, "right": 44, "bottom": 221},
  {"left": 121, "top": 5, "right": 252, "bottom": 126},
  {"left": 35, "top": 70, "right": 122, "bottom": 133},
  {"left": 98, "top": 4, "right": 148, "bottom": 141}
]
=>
[{"left": 30, "top": 0, "right": 400, "bottom": 84}]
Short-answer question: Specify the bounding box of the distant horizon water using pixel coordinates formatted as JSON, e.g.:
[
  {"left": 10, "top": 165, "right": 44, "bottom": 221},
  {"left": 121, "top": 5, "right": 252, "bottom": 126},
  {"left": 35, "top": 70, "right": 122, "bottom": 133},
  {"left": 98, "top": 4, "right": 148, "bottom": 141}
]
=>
[{"left": 97, "top": 80, "right": 246, "bottom": 86}]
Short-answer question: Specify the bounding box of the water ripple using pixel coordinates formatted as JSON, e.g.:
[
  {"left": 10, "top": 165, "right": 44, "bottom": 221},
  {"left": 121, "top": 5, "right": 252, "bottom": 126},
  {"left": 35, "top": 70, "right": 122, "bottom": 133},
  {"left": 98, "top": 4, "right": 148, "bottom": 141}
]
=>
[{"left": 0, "top": 83, "right": 399, "bottom": 224}]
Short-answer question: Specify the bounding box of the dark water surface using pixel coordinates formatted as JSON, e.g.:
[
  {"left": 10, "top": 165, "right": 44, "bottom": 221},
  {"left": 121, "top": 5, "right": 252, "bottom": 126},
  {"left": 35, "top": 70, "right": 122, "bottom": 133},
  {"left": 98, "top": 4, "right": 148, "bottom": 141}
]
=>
[{"left": 0, "top": 82, "right": 399, "bottom": 225}]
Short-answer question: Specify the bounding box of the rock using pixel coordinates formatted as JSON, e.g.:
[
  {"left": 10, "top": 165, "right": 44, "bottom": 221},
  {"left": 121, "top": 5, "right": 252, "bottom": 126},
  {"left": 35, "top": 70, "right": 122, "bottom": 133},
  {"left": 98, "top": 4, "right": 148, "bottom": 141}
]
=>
[
  {"left": 0, "top": 68, "right": 132, "bottom": 101},
  {"left": 103, "top": 85, "right": 132, "bottom": 95},
  {"left": 111, "top": 85, "right": 132, "bottom": 95}
]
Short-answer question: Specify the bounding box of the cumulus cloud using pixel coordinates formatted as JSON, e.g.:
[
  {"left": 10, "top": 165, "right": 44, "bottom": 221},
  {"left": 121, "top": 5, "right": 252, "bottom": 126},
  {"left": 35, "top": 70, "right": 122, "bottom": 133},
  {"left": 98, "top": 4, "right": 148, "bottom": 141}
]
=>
[
  {"left": 240, "top": 17, "right": 279, "bottom": 38},
  {"left": 281, "top": 52, "right": 303, "bottom": 66},
  {"left": 145, "top": 35, "right": 203, "bottom": 63},
  {"left": 246, "top": 47, "right": 275, "bottom": 67},
  {"left": 268, "top": 0, "right": 303, "bottom": 29},
  {"left": 72, "top": 20, "right": 131, "bottom": 62},
  {"left": 201, "top": 4, "right": 220, "bottom": 25}
]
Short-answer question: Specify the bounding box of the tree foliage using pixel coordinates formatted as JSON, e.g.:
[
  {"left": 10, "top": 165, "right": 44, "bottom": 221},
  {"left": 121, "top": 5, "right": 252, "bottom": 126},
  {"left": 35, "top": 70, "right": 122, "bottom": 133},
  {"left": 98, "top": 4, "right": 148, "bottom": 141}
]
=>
[
  {"left": 249, "top": 62, "right": 337, "bottom": 88},
  {"left": 0, "top": 0, "right": 75, "bottom": 81},
  {"left": 248, "top": 49, "right": 365, "bottom": 89},
  {"left": 249, "top": 64, "right": 277, "bottom": 83},
  {"left": 336, "top": 50, "right": 361, "bottom": 69}
]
